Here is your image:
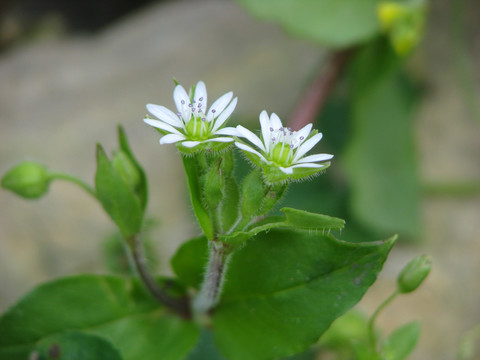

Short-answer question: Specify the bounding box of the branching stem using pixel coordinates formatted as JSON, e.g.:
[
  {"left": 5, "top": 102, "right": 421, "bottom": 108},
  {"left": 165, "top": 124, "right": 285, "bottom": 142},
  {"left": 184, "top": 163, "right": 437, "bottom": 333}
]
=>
[
  {"left": 128, "top": 234, "right": 191, "bottom": 318},
  {"left": 193, "top": 240, "right": 230, "bottom": 318}
]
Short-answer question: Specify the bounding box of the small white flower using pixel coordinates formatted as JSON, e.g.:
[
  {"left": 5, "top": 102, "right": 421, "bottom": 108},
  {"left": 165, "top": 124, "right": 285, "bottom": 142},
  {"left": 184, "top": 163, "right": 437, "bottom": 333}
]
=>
[
  {"left": 235, "top": 110, "right": 333, "bottom": 175},
  {"left": 144, "top": 81, "right": 238, "bottom": 149}
]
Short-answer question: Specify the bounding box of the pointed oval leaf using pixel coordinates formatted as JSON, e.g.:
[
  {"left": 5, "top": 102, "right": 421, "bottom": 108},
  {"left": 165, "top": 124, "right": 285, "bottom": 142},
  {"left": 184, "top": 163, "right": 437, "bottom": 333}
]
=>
[
  {"left": 380, "top": 321, "right": 420, "bottom": 360},
  {"left": 0, "top": 275, "right": 199, "bottom": 360},
  {"left": 212, "top": 229, "right": 396, "bottom": 360}
]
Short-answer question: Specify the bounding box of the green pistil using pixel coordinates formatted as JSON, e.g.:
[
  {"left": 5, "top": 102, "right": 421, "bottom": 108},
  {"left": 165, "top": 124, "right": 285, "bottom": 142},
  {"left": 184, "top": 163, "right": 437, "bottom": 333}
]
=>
[
  {"left": 185, "top": 116, "right": 210, "bottom": 140},
  {"left": 270, "top": 143, "right": 293, "bottom": 167}
]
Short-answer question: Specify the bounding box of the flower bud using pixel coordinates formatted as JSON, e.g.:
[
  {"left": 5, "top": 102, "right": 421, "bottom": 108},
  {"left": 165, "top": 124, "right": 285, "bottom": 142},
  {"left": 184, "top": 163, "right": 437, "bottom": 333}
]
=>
[
  {"left": 397, "top": 255, "right": 431, "bottom": 293},
  {"left": 1, "top": 161, "right": 51, "bottom": 199},
  {"left": 112, "top": 150, "right": 141, "bottom": 190}
]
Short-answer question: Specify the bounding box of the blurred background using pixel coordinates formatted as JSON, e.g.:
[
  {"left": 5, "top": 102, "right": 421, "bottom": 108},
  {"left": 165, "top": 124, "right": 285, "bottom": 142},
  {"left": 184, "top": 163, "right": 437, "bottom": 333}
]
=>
[{"left": 0, "top": 0, "right": 479, "bottom": 359}]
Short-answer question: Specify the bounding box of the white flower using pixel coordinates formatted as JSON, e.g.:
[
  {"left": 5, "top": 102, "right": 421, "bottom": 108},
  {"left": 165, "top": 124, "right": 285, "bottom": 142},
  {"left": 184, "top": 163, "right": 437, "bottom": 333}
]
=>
[
  {"left": 235, "top": 111, "right": 333, "bottom": 175},
  {"left": 144, "top": 81, "right": 238, "bottom": 149}
]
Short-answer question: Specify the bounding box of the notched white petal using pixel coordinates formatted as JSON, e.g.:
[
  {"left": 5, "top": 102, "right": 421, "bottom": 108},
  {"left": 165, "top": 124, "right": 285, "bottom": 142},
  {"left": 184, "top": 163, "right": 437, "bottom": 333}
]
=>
[
  {"left": 269, "top": 112, "right": 283, "bottom": 130},
  {"left": 143, "top": 118, "right": 183, "bottom": 135},
  {"left": 215, "top": 127, "right": 239, "bottom": 136},
  {"left": 159, "top": 133, "right": 186, "bottom": 144},
  {"left": 235, "top": 142, "right": 269, "bottom": 163},
  {"left": 146, "top": 104, "right": 182, "bottom": 127},
  {"left": 212, "top": 97, "right": 238, "bottom": 132},
  {"left": 295, "top": 153, "right": 333, "bottom": 164},
  {"left": 236, "top": 125, "right": 266, "bottom": 152},
  {"left": 208, "top": 92, "right": 233, "bottom": 121},
  {"left": 173, "top": 85, "right": 190, "bottom": 114},
  {"left": 259, "top": 110, "right": 271, "bottom": 152},
  {"left": 293, "top": 133, "right": 323, "bottom": 162}
]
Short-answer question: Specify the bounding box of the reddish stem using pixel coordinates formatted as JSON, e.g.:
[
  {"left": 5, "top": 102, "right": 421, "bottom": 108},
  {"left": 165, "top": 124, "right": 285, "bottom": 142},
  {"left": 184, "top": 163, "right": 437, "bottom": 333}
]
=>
[{"left": 288, "top": 48, "right": 355, "bottom": 130}]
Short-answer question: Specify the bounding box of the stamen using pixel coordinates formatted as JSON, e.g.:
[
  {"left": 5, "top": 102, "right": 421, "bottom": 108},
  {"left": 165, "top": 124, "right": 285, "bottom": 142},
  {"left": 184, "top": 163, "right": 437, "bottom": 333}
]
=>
[
  {"left": 181, "top": 100, "right": 185, "bottom": 105},
  {"left": 199, "top": 97, "right": 204, "bottom": 101},
  {"left": 212, "top": 109, "right": 216, "bottom": 113},
  {"left": 270, "top": 127, "right": 274, "bottom": 131},
  {"left": 188, "top": 103, "right": 193, "bottom": 107},
  {"left": 299, "top": 136, "right": 305, "bottom": 140},
  {"left": 198, "top": 103, "right": 202, "bottom": 108}
]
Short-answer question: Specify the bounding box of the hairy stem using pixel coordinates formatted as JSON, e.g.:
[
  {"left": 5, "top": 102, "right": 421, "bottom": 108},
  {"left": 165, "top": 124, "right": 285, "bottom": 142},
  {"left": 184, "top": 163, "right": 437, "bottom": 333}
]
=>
[
  {"left": 288, "top": 48, "right": 354, "bottom": 131},
  {"left": 128, "top": 234, "right": 190, "bottom": 318},
  {"left": 193, "top": 241, "right": 230, "bottom": 317}
]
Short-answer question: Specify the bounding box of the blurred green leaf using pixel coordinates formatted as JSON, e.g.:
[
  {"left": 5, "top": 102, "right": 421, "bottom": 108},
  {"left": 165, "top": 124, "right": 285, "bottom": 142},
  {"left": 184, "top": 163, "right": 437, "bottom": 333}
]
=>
[
  {"left": 185, "top": 329, "right": 226, "bottom": 360},
  {"left": 35, "top": 331, "right": 123, "bottom": 360},
  {"left": 171, "top": 236, "right": 208, "bottom": 289},
  {"left": 0, "top": 275, "right": 199, "bottom": 360},
  {"left": 95, "top": 145, "right": 144, "bottom": 238},
  {"left": 344, "top": 38, "right": 420, "bottom": 238},
  {"left": 237, "top": 0, "right": 382, "bottom": 48},
  {"left": 117, "top": 126, "right": 148, "bottom": 212},
  {"left": 380, "top": 321, "right": 420, "bottom": 360},
  {"left": 213, "top": 228, "right": 396, "bottom": 359}
]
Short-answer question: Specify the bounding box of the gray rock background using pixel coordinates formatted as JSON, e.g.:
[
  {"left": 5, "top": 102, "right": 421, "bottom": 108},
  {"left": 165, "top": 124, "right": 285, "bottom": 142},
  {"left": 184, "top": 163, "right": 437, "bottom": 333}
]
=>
[{"left": 0, "top": 0, "right": 479, "bottom": 359}]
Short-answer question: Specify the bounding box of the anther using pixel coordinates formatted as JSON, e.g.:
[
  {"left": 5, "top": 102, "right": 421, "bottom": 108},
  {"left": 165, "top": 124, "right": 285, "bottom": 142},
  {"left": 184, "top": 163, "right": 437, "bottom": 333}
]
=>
[
  {"left": 270, "top": 127, "right": 274, "bottom": 131},
  {"left": 212, "top": 109, "right": 216, "bottom": 113},
  {"left": 199, "top": 97, "right": 204, "bottom": 101},
  {"left": 181, "top": 100, "right": 185, "bottom": 105},
  {"left": 299, "top": 136, "right": 305, "bottom": 140}
]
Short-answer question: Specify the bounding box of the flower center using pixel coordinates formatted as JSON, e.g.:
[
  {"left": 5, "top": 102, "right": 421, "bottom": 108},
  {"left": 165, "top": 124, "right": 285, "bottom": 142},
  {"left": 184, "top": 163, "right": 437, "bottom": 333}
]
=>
[
  {"left": 185, "top": 116, "right": 210, "bottom": 140},
  {"left": 270, "top": 142, "right": 293, "bottom": 166}
]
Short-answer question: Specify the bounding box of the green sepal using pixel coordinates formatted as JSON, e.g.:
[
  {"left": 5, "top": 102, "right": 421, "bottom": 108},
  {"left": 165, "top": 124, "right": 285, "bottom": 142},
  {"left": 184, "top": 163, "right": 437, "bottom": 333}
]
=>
[
  {"left": 219, "top": 207, "right": 345, "bottom": 247},
  {"left": 380, "top": 321, "right": 420, "bottom": 360},
  {"left": 177, "top": 141, "right": 233, "bottom": 155},
  {"left": 95, "top": 145, "right": 144, "bottom": 238},
  {"left": 35, "top": 331, "right": 123, "bottom": 360},
  {"left": 117, "top": 126, "right": 148, "bottom": 212},
  {"left": 182, "top": 155, "right": 214, "bottom": 240},
  {"left": 263, "top": 162, "right": 331, "bottom": 185}
]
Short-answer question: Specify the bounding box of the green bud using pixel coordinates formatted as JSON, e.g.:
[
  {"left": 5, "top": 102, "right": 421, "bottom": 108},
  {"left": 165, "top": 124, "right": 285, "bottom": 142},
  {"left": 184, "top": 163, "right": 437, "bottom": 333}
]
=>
[
  {"left": 240, "top": 169, "right": 265, "bottom": 220},
  {"left": 397, "top": 255, "right": 431, "bottom": 293},
  {"left": 202, "top": 159, "right": 224, "bottom": 210},
  {"left": 1, "top": 161, "right": 51, "bottom": 199},
  {"left": 112, "top": 150, "right": 141, "bottom": 190}
]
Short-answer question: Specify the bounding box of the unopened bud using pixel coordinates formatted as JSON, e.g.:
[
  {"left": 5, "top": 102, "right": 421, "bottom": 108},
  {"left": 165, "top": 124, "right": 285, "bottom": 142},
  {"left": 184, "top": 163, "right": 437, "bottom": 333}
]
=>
[
  {"left": 1, "top": 161, "right": 51, "bottom": 199},
  {"left": 112, "top": 150, "right": 141, "bottom": 190},
  {"left": 397, "top": 255, "right": 431, "bottom": 293}
]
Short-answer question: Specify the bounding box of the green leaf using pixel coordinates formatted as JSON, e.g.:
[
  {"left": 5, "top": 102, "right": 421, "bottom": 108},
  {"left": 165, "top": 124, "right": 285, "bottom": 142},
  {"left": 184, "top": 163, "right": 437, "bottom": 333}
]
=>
[
  {"left": 343, "top": 39, "right": 420, "bottom": 238},
  {"left": 212, "top": 229, "right": 396, "bottom": 360},
  {"left": 35, "top": 331, "right": 123, "bottom": 360},
  {"left": 171, "top": 236, "right": 208, "bottom": 289},
  {"left": 380, "top": 321, "right": 420, "bottom": 360},
  {"left": 117, "top": 126, "right": 148, "bottom": 212},
  {"left": 182, "top": 155, "right": 214, "bottom": 240},
  {"left": 237, "top": 0, "right": 382, "bottom": 48},
  {"left": 0, "top": 275, "right": 199, "bottom": 360},
  {"left": 219, "top": 207, "right": 345, "bottom": 246},
  {"left": 95, "top": 145, "right": 144, "bottom": 238},
  {"left": 221, "top": 176, "right": 240, "bottom": 232},
  {"left": 185, "top": 329, "right": 227, "bottom": 360}
]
